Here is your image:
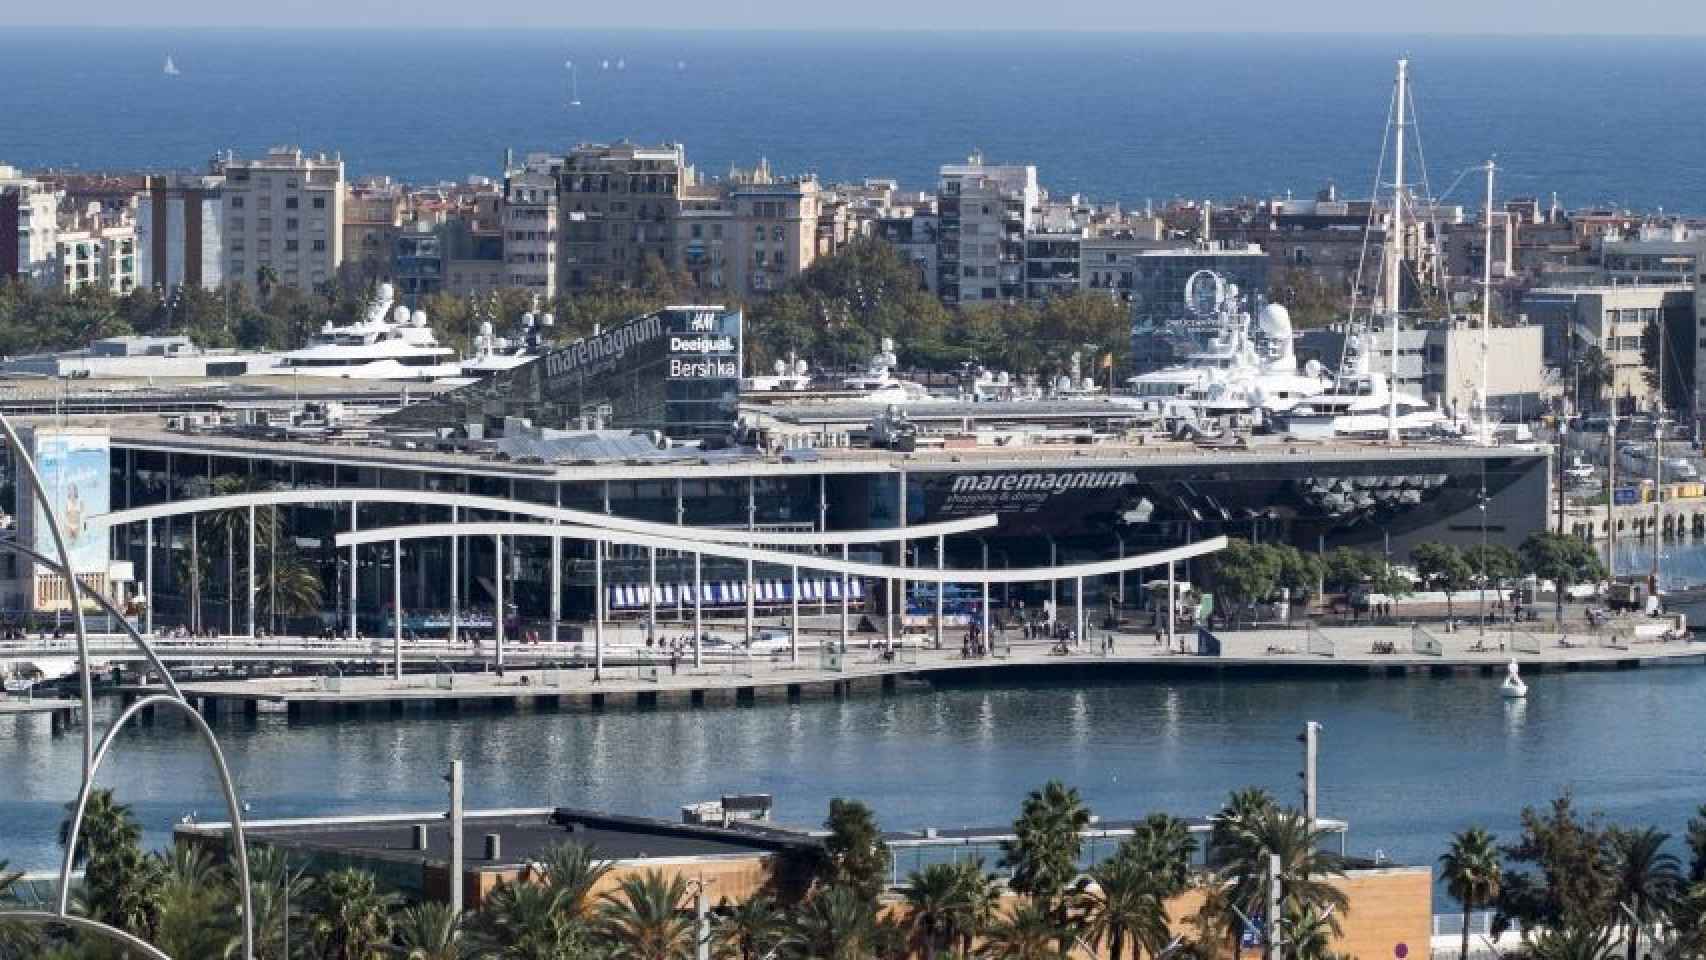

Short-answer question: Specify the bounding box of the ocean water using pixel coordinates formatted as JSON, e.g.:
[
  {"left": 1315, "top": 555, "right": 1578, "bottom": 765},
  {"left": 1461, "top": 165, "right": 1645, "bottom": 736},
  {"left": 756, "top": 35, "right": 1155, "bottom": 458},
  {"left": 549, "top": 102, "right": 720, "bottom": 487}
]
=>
[{"left": 5, "top": 30, "right": 1706, "bottom": 210}]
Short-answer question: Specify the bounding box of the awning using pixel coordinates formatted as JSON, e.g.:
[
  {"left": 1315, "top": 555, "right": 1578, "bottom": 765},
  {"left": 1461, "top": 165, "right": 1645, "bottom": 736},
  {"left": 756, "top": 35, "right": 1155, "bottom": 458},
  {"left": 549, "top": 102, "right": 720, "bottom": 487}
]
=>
[{"left": 608, "top": 578, "right": 864, "bottom": 610}]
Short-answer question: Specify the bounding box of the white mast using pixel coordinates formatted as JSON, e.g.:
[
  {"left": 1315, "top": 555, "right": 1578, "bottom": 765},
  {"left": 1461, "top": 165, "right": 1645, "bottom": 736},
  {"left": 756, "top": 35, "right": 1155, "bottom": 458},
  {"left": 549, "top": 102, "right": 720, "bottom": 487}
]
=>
[
  {"left": 1653, "top": 321, "right": 1664, "bottom": 592},
  {"left": 1481, "top": 158, "right": 1496, "bottom": 446},
  {"left": 1386, "top": 58, "right": 1408, "bottom": 444}
]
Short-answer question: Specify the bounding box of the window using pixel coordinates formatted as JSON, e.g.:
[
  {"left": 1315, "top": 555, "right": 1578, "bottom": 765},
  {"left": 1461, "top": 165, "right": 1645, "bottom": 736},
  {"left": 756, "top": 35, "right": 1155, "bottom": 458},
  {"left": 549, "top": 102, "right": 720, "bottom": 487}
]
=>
[
  {"left": 754, "top": 225, "right": 764, "bottom": 240},
  {"left": 773, "top": 250, "right": 784, "bottom": 266},
  {"left": 258, "top": 218, "right": 271, "bottom": 231},
  {"left": 692, "top": 224, "right": 702, "bottom": 239},
  {"left": 285, "top": 196, "right": 298, "bottom": 210},
  {"left": 772, "top": 226, "right": 783, "bottom": 242},
  {"left": 712, "top": 225, "right": 723, "bottom": 240},
  {"left": 286, "top": 218, "right": 298, "bottom": 231},
  {"left": 312, "top": 196, "right": 325, "bottom": 209},
  {"left": 312, "top": 239, "right": 325, "bottom": 252},
  {"left": 285, "top": 239, "right": 298, "bottom": 252},
  {"left": 231, "top": 196, "right": 245, "bottom": 209}
]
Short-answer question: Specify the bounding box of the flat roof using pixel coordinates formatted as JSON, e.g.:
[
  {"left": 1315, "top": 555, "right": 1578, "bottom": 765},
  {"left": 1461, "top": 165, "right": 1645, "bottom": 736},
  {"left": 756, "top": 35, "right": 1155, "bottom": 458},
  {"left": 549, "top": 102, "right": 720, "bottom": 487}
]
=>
[{"left": 181, "top": 807, "right": 817, "bottom": 872}]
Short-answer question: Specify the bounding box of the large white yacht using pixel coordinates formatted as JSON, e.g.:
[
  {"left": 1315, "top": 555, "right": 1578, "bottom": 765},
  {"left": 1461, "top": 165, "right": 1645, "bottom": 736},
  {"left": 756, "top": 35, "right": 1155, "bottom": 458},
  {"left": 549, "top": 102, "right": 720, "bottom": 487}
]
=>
[
  {"left": 267, "top": 283, "right": 461, "bottom": 380},
  {"left": 1126, "top": 270, "right": 1330, "bottom": 418},
  {"left": 839, "top": 338, "right": 938, "bottom": 403},
  {"left": 456, "top": 304, "right": 553, "bottom": 381}
]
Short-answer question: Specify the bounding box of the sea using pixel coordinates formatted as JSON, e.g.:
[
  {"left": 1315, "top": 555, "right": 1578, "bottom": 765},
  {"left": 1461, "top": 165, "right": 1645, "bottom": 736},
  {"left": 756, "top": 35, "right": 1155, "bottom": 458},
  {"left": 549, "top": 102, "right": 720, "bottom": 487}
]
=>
[{"left": 6, "top": 30, "right": 1706, "bottom": 210}]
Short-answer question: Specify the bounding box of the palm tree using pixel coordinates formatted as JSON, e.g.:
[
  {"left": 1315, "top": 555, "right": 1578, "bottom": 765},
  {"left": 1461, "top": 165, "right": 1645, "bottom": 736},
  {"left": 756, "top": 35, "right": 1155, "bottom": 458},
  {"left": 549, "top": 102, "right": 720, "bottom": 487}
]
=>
[
  {"left": 58, "top": 787, "right": 163, "bottom": 938},
  {"left": 1283, "top": 903, "right": 1343, "bottom": 960},
  {"left": 905, "top": 862, "right": 968, "bottom": 957},
  {"left": 1080, "top": 855, "right": 1168, "bottom": 960},
  {"left": 713, "top": 895, "right": 789, "bottom": 960},
  {"left": 790, "top": 885, "right": 874, "bottom": 960},
  {"left": 478, "top": 880, "right": 579, "bottom": 960},
  {"left": 976, "top": 901, "right": 1072, "bottom": 960},
  {"left": 153, "top": 844, "right": 231, "bottom": 959},
  {"left": 540, "top": 841, "right": 613, "bottom": 922},
  {"left": 0, "top": 859, "right": 40, "bottom": 957},
  {"left": 1440, "top": 828, "right": 1502, "bottom": 960},
  {"left": 1209, "top": 788, "right": 1276, "bottom": 868},
  {"left": 231, "top": 844, "right": 313, "bottom": 960},
  {"left": 597, "top": 870, "right": 697, "bottom": 960},
  {"left": 306, "top": 867, "right": 397, "bottom": 960},
  {"left": 1001, "top": 780, "right": 1092, "bottom": 952},
  {"left": 1121, "top": 813, "right": 1199, "bottom": 899},
  {"left": 1608, "top": 827, "right": 1683, "bottom": 960},
  {"left": 1215, "top": 806, "right": 1348, "bottom": 959},
  {"left": 1527, "top": 925, "right": 1616, "bottom": 960},
  {"left": 391, "top": 902, "right": 474, "bottom": 960}
]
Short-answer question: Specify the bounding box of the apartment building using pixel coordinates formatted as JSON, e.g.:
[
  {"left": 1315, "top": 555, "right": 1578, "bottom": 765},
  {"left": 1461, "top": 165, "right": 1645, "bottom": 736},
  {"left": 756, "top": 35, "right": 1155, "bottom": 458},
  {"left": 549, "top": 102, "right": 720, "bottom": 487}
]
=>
[
  {"left": 556, "top": 142, "right": 688, "bottom": 291},
  {"left": 937, "top": 156, "right": 1038, "bottom": 305},
  {"left": 1300, "top": 321, "right": 1548, "bottom": 419},
  {"left": 137, "top": 173, "right": 224, "bottom": 291},
  {"left": 502, "top": 162, "right": 558, "bottom": 293},
  {"left": 1520, "top": 282, "right": 1694, "bottom": 413},
  {"left": 341, "top": 177, "right": 406, "bottom": 283},
  {"left": 674, "top": 182, "right": 731, "bottom": 291},
  {"left": 0, "top": 165, "right": 62, "bottom": 286},
  {"left": 54, "top": 203, "right": 137, "bottom": 294},
  {"left": 215, "top": 146, "right": 344, "bottom": 295},
  {"left": 728, "top": 170, "right": 820, "bottom": 296}
]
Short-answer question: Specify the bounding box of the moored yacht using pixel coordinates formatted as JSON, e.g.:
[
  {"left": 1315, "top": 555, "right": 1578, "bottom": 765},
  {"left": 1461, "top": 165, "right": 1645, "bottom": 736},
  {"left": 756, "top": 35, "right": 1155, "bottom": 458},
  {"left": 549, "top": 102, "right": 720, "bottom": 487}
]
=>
[{"left": 266, "top": 283, "right": 461, "bottom": 380}]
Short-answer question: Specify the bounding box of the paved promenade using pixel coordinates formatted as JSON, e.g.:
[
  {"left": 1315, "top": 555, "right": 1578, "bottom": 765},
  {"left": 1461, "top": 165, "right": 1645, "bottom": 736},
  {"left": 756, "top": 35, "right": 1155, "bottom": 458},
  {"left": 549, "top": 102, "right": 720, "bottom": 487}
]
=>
[{"left": 116, "top": 619, "right": 1704, "bottom": 719}]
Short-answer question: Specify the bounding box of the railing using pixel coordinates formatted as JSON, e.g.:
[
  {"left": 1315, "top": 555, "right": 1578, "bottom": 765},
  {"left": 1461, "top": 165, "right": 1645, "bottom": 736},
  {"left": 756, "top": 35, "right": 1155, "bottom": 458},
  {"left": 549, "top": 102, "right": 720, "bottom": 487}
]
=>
[
  {"left": 1410, "top": 624, "right": 1444, "bottom": 656},
  {"left": 1305, "top": 624, "right": 1335, "bottom": 657}
]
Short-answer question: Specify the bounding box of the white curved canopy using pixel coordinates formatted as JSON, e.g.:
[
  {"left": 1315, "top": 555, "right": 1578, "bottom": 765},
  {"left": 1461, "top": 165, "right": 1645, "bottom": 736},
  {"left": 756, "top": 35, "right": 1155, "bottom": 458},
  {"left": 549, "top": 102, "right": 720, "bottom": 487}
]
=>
[
  {"left": 335, "top": 521, "right": 1229, "bottom": 585},
  {"left": 94, "top": 489, "right": 998, "bottom": 547}
]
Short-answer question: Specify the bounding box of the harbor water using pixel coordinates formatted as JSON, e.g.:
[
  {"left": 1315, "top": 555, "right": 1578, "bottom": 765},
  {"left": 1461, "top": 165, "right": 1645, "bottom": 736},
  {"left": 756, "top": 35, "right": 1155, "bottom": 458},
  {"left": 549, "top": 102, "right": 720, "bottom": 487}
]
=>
[{"left": 4, "top": 661, "right": 1706, "bottom": 876}]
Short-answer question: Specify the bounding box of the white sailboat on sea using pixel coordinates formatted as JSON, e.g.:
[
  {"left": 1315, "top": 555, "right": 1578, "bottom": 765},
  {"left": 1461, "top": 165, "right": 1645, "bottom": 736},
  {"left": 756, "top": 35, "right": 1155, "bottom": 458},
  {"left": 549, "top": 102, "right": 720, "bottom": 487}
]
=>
[
  {"left": 565, "top": 60, "right": 581, "bottom": 106},
  {"left": 163, "top": 55, "right": 181, "bottom": 76}
]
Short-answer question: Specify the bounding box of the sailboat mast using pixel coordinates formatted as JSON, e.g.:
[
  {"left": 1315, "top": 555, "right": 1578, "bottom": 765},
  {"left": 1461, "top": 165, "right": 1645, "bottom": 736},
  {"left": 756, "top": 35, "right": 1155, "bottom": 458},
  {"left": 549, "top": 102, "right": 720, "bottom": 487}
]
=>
[
  {"left": 1386, "top": 58, "right": 1408, "bottom": 444},
  {"left": 1653, "top": 322, "right": 1664, "bottom": 591},
  {"left": 1481, "top": 159, "right": 1495, "bottom": 446}
]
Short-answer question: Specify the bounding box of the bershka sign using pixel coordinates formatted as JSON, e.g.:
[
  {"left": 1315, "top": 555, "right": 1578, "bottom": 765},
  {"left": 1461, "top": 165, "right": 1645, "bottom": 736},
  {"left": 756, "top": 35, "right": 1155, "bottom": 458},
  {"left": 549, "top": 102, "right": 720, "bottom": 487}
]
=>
[{"left": 544, "top": 314, "right": 665, "bottom": 382}]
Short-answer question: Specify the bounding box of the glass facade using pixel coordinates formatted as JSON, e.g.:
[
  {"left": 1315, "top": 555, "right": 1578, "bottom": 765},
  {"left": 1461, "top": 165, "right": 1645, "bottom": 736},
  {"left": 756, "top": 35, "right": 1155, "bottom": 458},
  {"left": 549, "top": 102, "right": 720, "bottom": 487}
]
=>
[{"left": 1128, "top": 251, "right": 1271, "bottom": 372}]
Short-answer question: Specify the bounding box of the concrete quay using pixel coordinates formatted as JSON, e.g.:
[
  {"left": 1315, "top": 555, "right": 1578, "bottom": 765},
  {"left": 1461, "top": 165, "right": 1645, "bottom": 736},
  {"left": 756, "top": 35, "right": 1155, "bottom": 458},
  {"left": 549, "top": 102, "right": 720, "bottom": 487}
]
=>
[
  {"left": 126, "top": 623, "right": 1706, "bottom": 722},
  {"left": 0, "top": 697, "right": 81, "bottom": 733}
]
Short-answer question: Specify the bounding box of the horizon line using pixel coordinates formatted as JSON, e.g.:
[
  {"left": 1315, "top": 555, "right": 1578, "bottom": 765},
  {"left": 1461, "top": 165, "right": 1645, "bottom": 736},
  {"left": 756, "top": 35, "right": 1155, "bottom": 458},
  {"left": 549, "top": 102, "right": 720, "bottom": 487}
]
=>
[{"left": 12, "top": 25, "right": 1706, "bottom": 38}]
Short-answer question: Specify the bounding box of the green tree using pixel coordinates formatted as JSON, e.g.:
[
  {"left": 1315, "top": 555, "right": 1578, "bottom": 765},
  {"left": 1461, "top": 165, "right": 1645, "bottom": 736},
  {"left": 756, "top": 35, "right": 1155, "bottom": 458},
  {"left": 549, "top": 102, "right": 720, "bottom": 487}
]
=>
[
  {"left": 597, "top": 870, "right": 696, "bottom": 960},
  {"left": 1079, "top": 854, "right": 1168, "bottom": 960},
  {"left": 151, "top": 843, "right": 231, "bottom": 959},
  {"left": 822, "top": 798, "right": 891, "bottom": 905},
  {"left": 1526, "top": 924, "right": 1617, "bottom": 960},
  {"left": 903, "top": 862, "right": 968, "bottom": 958},
  {"left": 477, "top": 880, "right": 582, "bottom": 960},
  {"left": 1275, "top": 268, "right": 1346, "bottom": 330},
  {"left": 712, "top": 895, "right": 789, "bottom": 960},
  {"left": 1001, "top": 780, "right": 1092, "bottom": 953},
  {"left": 1519, "top": 533, "right": 1606, "bottom": 623},
  {"left": 1213, "top": 802, "right": 1348, "bottom": 958},
  {"left": 388, "top": 902, "right": 475, "bottom": 960},
  {"left": 539, "top": 841, "right": 613, "bottom": 924},
  {"left": 1200, "top": 539, "right": 1282, "bottom": 627},
  {"left": 236, "top": 844, "right": 313, "bottom": 960},
  {"left": 1641, "top": 314, "right": 1692, "bottom": 414},
  {"left": 0, "top": 858, "right": 40, "bottom": 957},
  {"left": 1607, "top": 827, "right": 1683, "bottom": 960},
  {"left": 306, "top": 867, "right": 397, "bottom": 960},
  {"left": 1440, "top": 828, "right": 1502, "bottom": 960},
  {"left": 1573, "top": 342, "right": 1615, "bottom": 412},
  {"left": 1119, "top": 813, "right": 1198, "bottom": 900},
  {"left": 1464, "top": 544, "right": 1521, "bottom": 607},
  {"left": 1411, "top": 543, "right": 1473, "bottom": 618},
  {"left": 976, "top": 900, "right": 1073, "bottom": 960},
  {"left": 788, "top": 885, "right": 874, "bottom": 960},
  {"left": 58, "top": 788, "right": 164, "bottom": 939},
  {"left": 1493, "top": 793, "right": 1614, "bottom": 937},
  {"left": 1273, "top": 546, "right": 1325, "bottom": 607}
]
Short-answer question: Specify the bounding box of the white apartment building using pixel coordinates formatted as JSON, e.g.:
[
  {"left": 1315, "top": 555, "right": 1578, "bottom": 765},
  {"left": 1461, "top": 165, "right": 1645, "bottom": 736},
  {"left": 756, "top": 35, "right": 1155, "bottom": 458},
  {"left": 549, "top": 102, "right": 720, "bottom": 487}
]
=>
[
  {"left": 137, "top": 173, "right": 224, "bottom": 291},
  {"left": 54, "top": 204, "right": 137, "bottom": 294},
  {"left": 1, "top": 165, "right": 62, "bottom": 287},
  {"left": 937, "top": 155, "right": 1038, "bottom": 305},
  {"left": 215, "top": 147, "right": 344, "bottom": 294}
]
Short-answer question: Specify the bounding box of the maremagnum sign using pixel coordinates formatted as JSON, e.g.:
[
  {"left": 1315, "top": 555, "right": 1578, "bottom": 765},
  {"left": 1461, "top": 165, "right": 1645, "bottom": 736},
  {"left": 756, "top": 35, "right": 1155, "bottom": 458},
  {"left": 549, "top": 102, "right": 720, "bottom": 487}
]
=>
[
  {"left": 543, "top": 314, "right": 667, "bottom": 385},
  {"left": 918, "top": 469, "right": 1142, "bottom": 535}
]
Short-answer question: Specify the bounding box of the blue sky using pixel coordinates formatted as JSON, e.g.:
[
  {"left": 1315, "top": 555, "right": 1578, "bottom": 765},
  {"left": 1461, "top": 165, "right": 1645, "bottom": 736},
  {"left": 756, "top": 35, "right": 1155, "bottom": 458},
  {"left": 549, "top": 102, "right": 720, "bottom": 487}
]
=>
[{"left": 19, "top": 0, "right": 1706, "bottom": 32}]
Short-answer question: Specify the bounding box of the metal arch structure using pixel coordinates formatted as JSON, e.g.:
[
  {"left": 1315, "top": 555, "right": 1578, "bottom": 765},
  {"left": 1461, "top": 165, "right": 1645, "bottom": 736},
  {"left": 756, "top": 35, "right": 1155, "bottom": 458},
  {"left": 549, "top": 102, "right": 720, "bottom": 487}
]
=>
[
  {"left": 0, "top": 417, "right": 96, "bottom": 771},
  {"left": 0, "top": 911, "right": 174, "bottom": 960},
  {"left": 334, "top": 521, "right": 1229, "bottom": 584},
  {"left": 54, "top": 693, "right": 254, "bottom": 960},
  {"left": 0, "top": 416, "right": 255, "bottom": 960},
  {"left": 94, "top": 489, "right": 1000, "bottom": 547}
]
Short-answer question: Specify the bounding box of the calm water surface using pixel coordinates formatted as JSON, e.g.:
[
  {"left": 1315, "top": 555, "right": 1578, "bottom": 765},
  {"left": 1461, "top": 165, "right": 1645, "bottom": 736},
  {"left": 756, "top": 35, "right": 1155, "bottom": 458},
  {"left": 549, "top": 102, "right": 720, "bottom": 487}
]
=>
[{"left": 5, "top": 665, "right": 1705, "bottom": 875}]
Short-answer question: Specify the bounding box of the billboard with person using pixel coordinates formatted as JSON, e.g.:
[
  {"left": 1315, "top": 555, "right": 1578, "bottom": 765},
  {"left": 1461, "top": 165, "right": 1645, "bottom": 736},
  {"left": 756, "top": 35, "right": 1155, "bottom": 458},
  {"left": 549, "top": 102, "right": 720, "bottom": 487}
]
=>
[{"left": 31, "top": 428, "right": 110, "bottom": 574}]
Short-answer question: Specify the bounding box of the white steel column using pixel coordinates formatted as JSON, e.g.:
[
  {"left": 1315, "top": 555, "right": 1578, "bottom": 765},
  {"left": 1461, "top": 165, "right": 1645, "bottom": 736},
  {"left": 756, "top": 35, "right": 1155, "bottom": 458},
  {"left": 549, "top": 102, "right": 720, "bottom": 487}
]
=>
[
  {"left": 1049, "top": 539, "right": 1058, "bottom": 627},
  {"left": 746, "top": 477, "right": 755, "bottom": 646},
  {"left": 693, "top": 552, "right": 703, "bottom": 668},
  {"left": 981, "top": 580, "right": 991, "bottom": 647},
  {"left": 246, "top": 506, "right": 256, "bottom": 639},
  {"left": 1166, "top": 559, "right": 1177, "bottom": 652},
  {"left": 934, "top": 535, "right": 945, "bottom": 650},
  {"left": 144, "top": 518, "right": 154, "bottom": 636},
  {"left": 449, "top": 505, "right": 459, "bottom": 647},
  {"left": 392, "top": 539, "right": 403, "bottom": 679},
  {"left": 840, "top": 544, "right": 850, "bottom": 653},
  {"left": 1075, "top": 575, "right": 1084, "bottom": 647},
  {"left": 1116, "top": 538, "right": 1126, "bottom": 607},
  {"left": 594, "top": 545, "right": 604, "bottom": 680},
  {"left": 347, "top": 502, "right": 358, "bottom": 640},
  {"left": 647, "top": 547, "right": 658, "bottom": 644},
  {"left": 790, "top": 565, "right": 800, "bottom": 664},
  {"left": 549, "top": 533, "right": 561, "bottom": 646},
  {"left": 493, "top": 534, "right": 504, "bottom": 670}
]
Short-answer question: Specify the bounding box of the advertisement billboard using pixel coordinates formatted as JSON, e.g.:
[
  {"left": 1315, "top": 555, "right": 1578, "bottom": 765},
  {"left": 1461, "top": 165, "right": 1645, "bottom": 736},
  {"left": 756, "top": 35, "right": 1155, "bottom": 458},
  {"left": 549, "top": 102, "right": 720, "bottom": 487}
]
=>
[{"left": 32, "top": 429, "right": 111, "bottom": 574}]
